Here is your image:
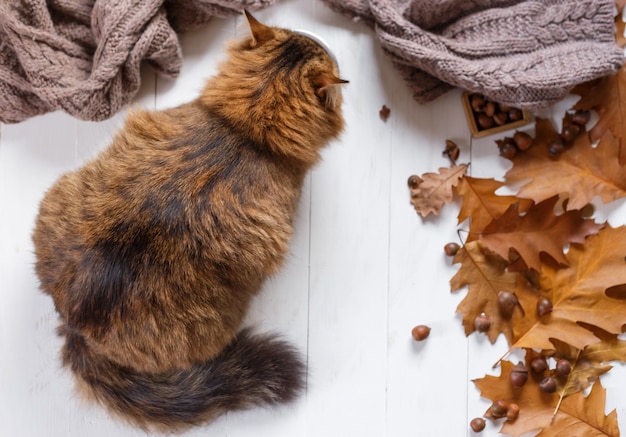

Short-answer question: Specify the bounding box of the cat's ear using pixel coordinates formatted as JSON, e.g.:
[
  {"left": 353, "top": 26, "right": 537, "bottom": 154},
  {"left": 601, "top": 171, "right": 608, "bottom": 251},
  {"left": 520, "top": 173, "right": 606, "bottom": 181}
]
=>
[
  {"left": 244, "top": 11, "right": 274, "bottom": 47},
  {"left": 313, "top": 72, "right": 349, "bottom": 108}
]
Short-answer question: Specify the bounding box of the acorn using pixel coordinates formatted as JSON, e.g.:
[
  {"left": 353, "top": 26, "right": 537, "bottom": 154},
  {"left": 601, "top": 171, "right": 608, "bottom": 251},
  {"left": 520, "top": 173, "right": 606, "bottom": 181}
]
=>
[
  {"left": 477, "top": 113, "right": 494, "bottom": 130},
  {"left": 497, "top": 137, "right": 518, "bottom": 160},
  {"left": 470, "top": 417, "right": 486, "bottom": 432},
  {"left": 506, "top": 403, "right": 520, "bottom": 422},
  {"left": 539, "top": 376, "right": 557, "bottom": 393},
  {"left": 509, "top": 108, "right": 523, "bottom": 122},
  {"left": 484, "top": 101, "right": 496, "bottom": 117},
  {"left": 572, "top": 109, "right": 591, "bottom": 126},
  {"left": 490, "top": 400, "right": 508, "bottom": 418},
  {"left": 407, "top": 175, "right": 422, "bottom": 189},
  {"left": 513, "top": 131, "right": 533, "bottom": 151},
  {"left": 530, "top": 356, "right": 549, "bottom": 374},
  {"left": 497, "top": 291, "right": 518, "bottom": 319},
  {"left": 536, "top": 297, "right": 553, "bottom": 318},
  {"left": 493, "top": 111, "right": 509, "bottom": 126},
  {"left": 555, "top": 359, "right": 572, "bottom": 377},
  {"left": 444, "top": 242, "right": 460, "bottom": 257},
  {"left": 548, "top": 139, "right": 564, "bottom": 158},
  {"left": 510, "top": 362, "right": 529, "bottom": 389},
  {"left": 411, "top": 325, "right": 431, "bottom": 341},
  {"left": 474, "top": 313, "right": 491, "bottom": 333},
  {"left": 561, "top": 123, "right": 581, "bottom": 142},
  {"left": 471, "top": 94, "right": 487, "bottom": 112}
]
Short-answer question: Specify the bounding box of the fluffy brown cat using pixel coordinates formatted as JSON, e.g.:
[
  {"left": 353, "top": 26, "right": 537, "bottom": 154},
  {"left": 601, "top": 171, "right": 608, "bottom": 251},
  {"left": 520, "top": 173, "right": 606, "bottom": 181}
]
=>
[{"left": 32, "top": 11, "right": 346, "bottom": 432}]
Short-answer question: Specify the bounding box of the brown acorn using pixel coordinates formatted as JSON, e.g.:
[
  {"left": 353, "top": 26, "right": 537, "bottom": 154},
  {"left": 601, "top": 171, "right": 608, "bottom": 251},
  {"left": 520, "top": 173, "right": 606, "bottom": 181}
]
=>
[
  {"left": 513, "top": 131, "right": 533, "bottom": 151},
  {"left": 497, "top": 291, "right": 518, "bottom": 319},
  {"left": 539, "top": 376, "right": 557, "bottom": 393},
  {"left": 572, "top": 109, "right": 591, "bottom": 126},
  {"left": 444, "top": 242, "right": 460, "bottom": 257},
  {"left": 411, "top": 325, "right": 431, "bottom": 341},
  {"left": 474, "top": 313, "right": 491, "bottom": 333},
  {"left": 510, "top": 362, "right": 528, "bottom": 389},
  {"left": 493, "top": 111, "right": 509, "bottom": 126},
  {"left": 561, "top": 123, "right": 581, "bottom": 142},
  {"left": 506, "top": 403, "right": 520, "bottom": 422},
  {"left": 470, "top": 417, "right": 486, "bottom": 432},
  {"left": 536, "top": 297, "right": 553, "bottom": 318},
  {"left": 407, "top": 175, "right": 422, "bottom": 189},
  {"left": 530, "top": 356, "right": 548, "bottom": 374},
  {"left": 548, "top": 139, "right": 564, "bottom": 158},
  {"left": 497, "top": 138, "right": 518, "bottom": 160},
  {"left": 508, "top": 108, "right": 523, "bottom": 122},
  {"left": 555, "top": 359, "right": 572, "bottom": 377},
  {"left": 477, "top": 113, "right": 494, "bottom": 130},
  {"left": 490, "top": 400, "right": 508, "bottom": 418}
]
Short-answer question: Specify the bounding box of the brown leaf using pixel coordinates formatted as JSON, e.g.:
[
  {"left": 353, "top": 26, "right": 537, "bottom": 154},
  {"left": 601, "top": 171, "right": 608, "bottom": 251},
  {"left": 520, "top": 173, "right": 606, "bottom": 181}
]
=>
[
  {"left": 474, "top": 361, "right": 619, "bottom": 437},
  {"left": 550, "top": 340, "right": 613, "bottom": 398},
  {"left": 479, "top": 196, "right": 604, "bottom": 271},
  {"left": 455, "top": 176, "right": 531, "bottom": 235},
  {"left": 574, "top": 65, "right": 626, "bottom": 164},
  {"left": 409, "top": 164, "right": 467, "bottom": 217},
  {"left": 450, "top": 240, "right": 517, "bottom": 343},
  {"left": 512, "top": 225, "right": 626, "bottom": 351},
  {"left": 505, "top": 118, "right": 626, "bottom": 210}
]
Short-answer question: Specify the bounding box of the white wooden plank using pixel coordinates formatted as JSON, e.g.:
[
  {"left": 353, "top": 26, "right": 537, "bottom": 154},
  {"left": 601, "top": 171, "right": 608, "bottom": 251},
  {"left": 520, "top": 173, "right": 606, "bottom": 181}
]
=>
[
  {"left": 386, "top": 87, "right": 473, "bottom": 437},
  {"left": 304, "top": 16, "right": 391, "bottom": 436}
]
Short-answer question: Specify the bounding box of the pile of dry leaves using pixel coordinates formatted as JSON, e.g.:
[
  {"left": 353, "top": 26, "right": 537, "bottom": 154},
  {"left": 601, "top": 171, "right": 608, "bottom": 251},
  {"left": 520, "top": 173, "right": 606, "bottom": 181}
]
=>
[{"left": 408, "top": 5, "right": 626, "bottom": 436}]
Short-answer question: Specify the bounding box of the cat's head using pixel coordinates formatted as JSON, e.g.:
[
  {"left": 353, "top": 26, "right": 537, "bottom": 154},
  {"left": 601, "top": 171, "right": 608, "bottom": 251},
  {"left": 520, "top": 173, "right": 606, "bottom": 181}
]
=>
[
  {"left": 203, "top": 12, "right": 347, "bottom": 164},
  {"left": 243, "top": 11, "right": 348, "bottom": 110}
]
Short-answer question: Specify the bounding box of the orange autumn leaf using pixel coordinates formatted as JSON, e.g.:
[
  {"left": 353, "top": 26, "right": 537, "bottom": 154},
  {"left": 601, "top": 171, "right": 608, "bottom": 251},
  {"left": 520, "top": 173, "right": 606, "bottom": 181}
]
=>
[
  {"left": 455, "top": 176, "right": 531, "bottom": 235},
  {"left": 479, "top": 196, "right": 604, "bottom": 272},
  {"left": 574, "top": 64, "right": 626, "bottom": 164},
  {"left": 505, "top": 118, "right": 626, "bottom": 210},
  {"left": 409, "top": 164, "right": 467, "bottom": 217},
  {"left": 512, "top": 225, "right": 626, "bottom": 352},
  {"left": 474, "top": 361, "right": 619, "bottom": 437},
  {"left": 450, "top": 240, "right": 517, "bottom": 344},
  {"left": 549, "top": 335, "right": 622, "bottom": 399}
]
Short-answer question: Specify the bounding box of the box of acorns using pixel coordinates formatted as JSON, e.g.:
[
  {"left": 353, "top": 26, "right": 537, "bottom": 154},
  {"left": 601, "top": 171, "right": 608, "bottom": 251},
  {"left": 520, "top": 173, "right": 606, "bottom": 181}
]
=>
[{"left": 461, "top": 91, "right": 532, "bottom": 138}]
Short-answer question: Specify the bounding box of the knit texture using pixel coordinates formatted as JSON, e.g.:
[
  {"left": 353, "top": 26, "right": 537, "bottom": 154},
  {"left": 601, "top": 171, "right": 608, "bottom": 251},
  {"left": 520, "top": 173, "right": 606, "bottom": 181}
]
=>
[
  {"left": 320, "top": 0, "right": 624, "bottom": 109},
  {"left": 0, "top": 0, "right": 277, "bottom": 123}
]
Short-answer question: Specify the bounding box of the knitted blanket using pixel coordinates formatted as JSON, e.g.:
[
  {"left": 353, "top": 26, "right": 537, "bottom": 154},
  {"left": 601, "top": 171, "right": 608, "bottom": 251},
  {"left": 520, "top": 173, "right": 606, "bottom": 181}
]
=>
[
  {"left": 0, "top": 0, "right": 277, "bottom": 124},
  {"left": 320, "top": 0, "right": 625, "bottom": 109}
]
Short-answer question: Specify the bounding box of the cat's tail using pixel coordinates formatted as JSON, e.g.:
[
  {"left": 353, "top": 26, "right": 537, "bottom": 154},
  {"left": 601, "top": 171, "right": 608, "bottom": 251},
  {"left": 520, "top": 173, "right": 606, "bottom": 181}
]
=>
[{"left": 59, "top": 325, "right": 306, "bottom": 431}]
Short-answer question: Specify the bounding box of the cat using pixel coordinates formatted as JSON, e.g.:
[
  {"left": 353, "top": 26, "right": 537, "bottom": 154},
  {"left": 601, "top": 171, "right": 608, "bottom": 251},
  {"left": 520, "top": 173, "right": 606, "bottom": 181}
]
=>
[{"left": 32, "top": 11, "right": 347, "bottom": 432}]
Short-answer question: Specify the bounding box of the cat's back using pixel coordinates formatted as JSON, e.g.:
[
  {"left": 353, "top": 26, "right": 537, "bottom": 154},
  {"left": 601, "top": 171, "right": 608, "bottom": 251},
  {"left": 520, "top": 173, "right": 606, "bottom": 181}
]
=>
[{"left": 34, "top": 101, "right": 303, "bottom": 307}]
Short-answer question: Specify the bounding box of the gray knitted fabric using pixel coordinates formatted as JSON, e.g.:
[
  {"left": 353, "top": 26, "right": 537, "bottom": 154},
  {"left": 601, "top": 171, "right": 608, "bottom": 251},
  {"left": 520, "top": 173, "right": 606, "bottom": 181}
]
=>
[
  {"left": 321, "top": 0, "right": 624, "bottom": 109},
  {"left": 0, "top": 0, "right": 277, "bottom": 124}
]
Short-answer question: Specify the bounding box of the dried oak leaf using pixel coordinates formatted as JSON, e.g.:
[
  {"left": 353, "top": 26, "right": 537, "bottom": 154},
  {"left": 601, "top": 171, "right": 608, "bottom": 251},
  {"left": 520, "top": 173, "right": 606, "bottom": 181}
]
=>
[
  {"left": 474, "top": 361, "right": 619, "bottom": 437},
  {"left": 479, "top": 196, "right": 604, "bottom": 272},
  {"left": 512, "top": 225, "right": 626, "bottom": 352},
  {"left": 409, "top": 163, "right": 467, "bottom": 217},
  {"left": 450, "top": 240, "right": 517, "bottom": 344},
  {"left": 455, "top": 176, "right": 532, "bottom": 236},
  {"left": 573, "top": 64, "right": 626, "bottom": 164},
  {"left": 505, "top": 118, "right": 626, "bottom": 210},
  {"left": 548, "top": 336, "right": 616, "bottom": 399}
]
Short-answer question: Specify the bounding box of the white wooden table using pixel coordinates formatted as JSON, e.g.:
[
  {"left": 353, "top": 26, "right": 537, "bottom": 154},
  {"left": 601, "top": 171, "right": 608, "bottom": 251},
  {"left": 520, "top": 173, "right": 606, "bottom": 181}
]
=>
[{"left": 1, "top": 1, "right": 625, "bottom": 436}]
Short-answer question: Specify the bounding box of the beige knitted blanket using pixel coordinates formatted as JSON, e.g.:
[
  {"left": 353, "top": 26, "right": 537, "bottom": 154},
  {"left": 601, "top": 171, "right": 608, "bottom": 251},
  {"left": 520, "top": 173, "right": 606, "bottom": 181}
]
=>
[
  {"left": 0, "top": 0, "right": 277, "bottom": 123},
  {"left": 320, "top": 0, "right": 625, "bottom": 109}
]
